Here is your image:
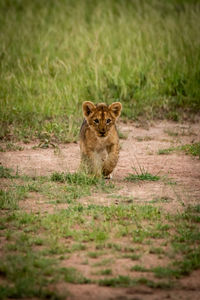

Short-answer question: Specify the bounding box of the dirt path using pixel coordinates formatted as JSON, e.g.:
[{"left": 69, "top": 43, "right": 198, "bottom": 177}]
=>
[
  {"left": 1, "top": 121, "right": 199, "bottom": 206},
  {"left": 1, "top": 120, "right": 200, "bottom": 299}
]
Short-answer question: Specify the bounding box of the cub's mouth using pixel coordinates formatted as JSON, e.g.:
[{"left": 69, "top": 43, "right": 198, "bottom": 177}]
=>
[{"left": 98, "top": 132, "right": 107, "bottom": 138}]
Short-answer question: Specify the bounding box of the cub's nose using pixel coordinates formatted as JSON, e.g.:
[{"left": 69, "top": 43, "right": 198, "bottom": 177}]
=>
[{"left": 100, "top": 130, "right": 106, "bottom": 136}]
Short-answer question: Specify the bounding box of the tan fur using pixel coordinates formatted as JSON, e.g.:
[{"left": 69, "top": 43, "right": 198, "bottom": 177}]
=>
[{"left": 79, "top": 101, "right": 122, "bottom": 177}]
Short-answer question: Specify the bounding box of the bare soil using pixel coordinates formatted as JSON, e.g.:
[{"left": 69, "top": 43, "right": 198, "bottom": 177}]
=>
[{"left": 0, "top": 120, "right": 200, "bottom": 300}]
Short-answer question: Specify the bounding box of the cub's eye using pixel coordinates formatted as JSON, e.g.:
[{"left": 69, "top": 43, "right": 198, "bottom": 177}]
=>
[
  {"left": 94, "top": 119, "right": 99, "bottom": 124},
  {"left": 106, "top": 119, "right": 111, "bottom": 124}
]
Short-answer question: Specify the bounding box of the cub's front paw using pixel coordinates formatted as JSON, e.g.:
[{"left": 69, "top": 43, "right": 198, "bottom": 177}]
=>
[{"left": 104, "top": 174, "right": 112, "bottom": 180}]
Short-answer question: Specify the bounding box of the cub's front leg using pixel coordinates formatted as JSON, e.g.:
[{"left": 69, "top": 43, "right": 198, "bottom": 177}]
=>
[
  {"left": 102, "top": 143, "right": 119, "bottom": 177},
  {"left": 81, "top": 150, "right": 103, "bottom": 177}
]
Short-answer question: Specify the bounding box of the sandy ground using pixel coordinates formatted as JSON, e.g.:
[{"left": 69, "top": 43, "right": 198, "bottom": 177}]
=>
[{"left": 0, "top": 120, "right": 200, "bottom": 299}]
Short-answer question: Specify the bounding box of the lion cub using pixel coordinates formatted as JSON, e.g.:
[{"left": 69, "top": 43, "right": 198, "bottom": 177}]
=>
[{"left": 80, "top": 101, "right": 122, "bottom": 177}]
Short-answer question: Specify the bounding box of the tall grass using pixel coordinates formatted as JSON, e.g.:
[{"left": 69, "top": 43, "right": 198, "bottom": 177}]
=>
[{"left": 0, "top": 0, "right": 200, "bottom": 141}]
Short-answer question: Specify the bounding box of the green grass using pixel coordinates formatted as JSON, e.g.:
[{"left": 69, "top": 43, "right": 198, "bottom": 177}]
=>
[
  {"left": 158, "top": 142, "right": 200, "bottom": 158},
  {"left": 158, "top": 148, "right": 175, "bottom": 155},
  {"left": 98, "top": 275, "right": 134, "bottom": 287},
  {"left": 0, "top": 166, "right": 17, "bottom": 179},
  {"left": 51, "top": 171, "right": 104, "bottom": 186},
  {"left": 149, "top": 247, "right": 166, "bottom": 255},
  {"left": 0, "top": 0, "right": 200, "bottom": 141},
  {"left": 88, "top": 252, "right": 103, "bottom": 259},
  {"left": 0, "top": 253, "right": 64, "bottom": 299},
  {"left": 130, "top": 265, "right": 149, "bottom": 272},
  {"left": 125, "top": 172, "right": 160, "bottom": 182},
  {"left": 1, "top": 170, "right": 200, "bottom": 294},
  {"left": 180, "top": 143, "right": 200, "bottom": 158},
  {"left": 186, "top": 204, "right": 200, "bottom": 214},
  {"left": 0, "top": 169, "right": 115, "bottom": 208},
  {"left": 99, "top": 269, "right": 112, "bottom": 276},
  {"left": 60, "top": 267, "right": 91, "bottom": 284},
  {"left": 0, "top": 143, "right": 24, "bottom": 152},
  {"left": 98, "top": 275, "right": 172, "bottom": 288},
  {"left": 122, "top": 254, "right": 140, "bottom": 261},
  {"left": 0, "top": 186, "right": 28, "bottom": 210}
]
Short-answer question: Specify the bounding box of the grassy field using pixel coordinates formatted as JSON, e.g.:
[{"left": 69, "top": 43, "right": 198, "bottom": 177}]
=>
[
  {"left": 1, "top": 166, "right": 200, "bottom": 298},
  {"left": 0, "top": 0, "right": 200, "bottom": 142}
]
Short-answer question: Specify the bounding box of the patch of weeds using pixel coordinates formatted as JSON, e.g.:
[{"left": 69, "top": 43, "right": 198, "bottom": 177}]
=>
[
  {"left": 158, "top": 148, "right": 175, "bottom": 155},
  {"left": 153, "top": 266, "right": 180, "bottom": 279},
  {"left": 124, "top": 246, "right": 136, "bottom": 253},
  {"left": 181, "top": 209, "right": 200, "bottom": 223},
  {"left": 125, "top": 172, "right": 160, "bottom": 182},
  {"left": 88, "top": 251, "right": 103, "bottom": 259},
  {"left": 50, "top": 172, "right": 115, "bottom": 201},
  {"left": 42, "top": 182, "right": 90, "bottom": 204},
  {"left": 0, "top": 253, "right": 63, "bottom": 299},
  {"left": 71, "top": 243, "right": 87, "bottom": 252},
  {"left": 158, "top": 143, "right": 200, "bottom": 158},
  {"left": 79, "top": 228, "right": 108, "bottom": 243},
  {"left": 99, "top": 275, "right": 172, "bottom": 288},
  {"left": 50, "top": 172, "right": 66, "bottom": 183},
  {"left": 148, "top": 225, "right": 170, "bottom": 239},
  {"left": 122, "top": 254, "right": 140, "bottom": 260},
  {"left": 164, "top": 129, "right": 179, "bottom": 137},
  {"left": 0, "top": 286, "right": 64, "bottom": 300},
  {"left": 132, "top": 228, "right": 147, "bottom": 243},
  {"left": 158, "top": 236, "right": 200, "bottom": 280},
  {"left": 189, "top": 215, "right": 200, "bottom": 223},
  {"left": 162, "top": 176, "right": 177, "bottom": 185},
  {"left": 61, "top": 267, "right": 91, "bottom": 284},
  {"left": 98, "top": 275, "right": 134, "bottom": 287},
  {"left": 153, "top": 249, "right": 200, "bottom": 279},
  {"left": 0, "top": 165, "right": 16, "bottom": 179},
  {"left": 4, "top": 212, "right": 41, "bottom": 234},
  {"left": 149, "top": 247, "right": 165, "bottom": 255},
  {"left": 149, "top": 196, "right": 172, "bottom": 204},
  {"left": 138, "top": 206, "right": 161, "bottom": 221},
  {"left": 26, "top": 182, "right": 41, "bottom": 192},
  {"left": 186, "top": 204, "right": 200, "bottom": 214},
  {"left": 0, "top": 190, "right": 18, "bottom": 210},
  {"left": 173, "top": 224, "right": 200, "bottom": 244},
  {"left": 174, "top": 248, "right": 200, "bottom": 276},
  {"left": 17, "top": 212, "right": 39, "bottom": 227},
  {"left": 130, "top": 265, "right": 149, "bottom": 272},
  {"left": 136, "top": 277, "right": 173, "bottom": 289},
  {"left": 65, "top": 185, "right": 90, "bottom": 201},
  {"left": 32, "top": 141, "right": 57, "bottom": 150},
  {"left": 132, "top": 222, "right": 169, "bottom": 243},
  {"left": 95, "top": 244, "right": 106, "bottom": 250},
  {"left": 47, "top": 241, "right": 71, "bottom": 255},
  {"left": 51, "top": 172, "right": 101, "bottom": 186},
  {"left": 5, "top": 232, "right": 34, "bottom": 252},
  {"left": 0, "top": 186, "right": 27, "bottom": 210},
  {"left": 31, "top": 236, "right": 45, "bottom": 246},
  {"left": 183, "top": 205, "right": 200, "bottom": 222},
  {"left": 0, "top": 142, "right": 24, "bottom": 152},
  {"left": 180, "top": 143, "right": 200, "bottom": 158},
  {"left": 4, "top": 229, "right": 12, "bottom": 241},
  {"left": 99, "top": 269, "right": 112, "bottom": 275},
  {"left": 93, "top": 258, "right": 114, "bottom": 267},
  {"left": 106, "top": 243, "right": 122, "bottom": 251}
]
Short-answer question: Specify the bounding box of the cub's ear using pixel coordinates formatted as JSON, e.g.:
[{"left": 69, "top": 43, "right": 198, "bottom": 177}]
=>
[
  {"left": 109, "top": 102, "right": 122, "bottom": 118},
  {"left": 82, "top": 101, "right": 96, "bottom": 118}
]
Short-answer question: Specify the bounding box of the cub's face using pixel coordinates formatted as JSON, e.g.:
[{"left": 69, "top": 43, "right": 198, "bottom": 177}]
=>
[{"left": 82, "top": 101, "right": 122, "bottom": 138}]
